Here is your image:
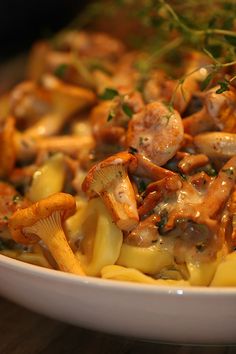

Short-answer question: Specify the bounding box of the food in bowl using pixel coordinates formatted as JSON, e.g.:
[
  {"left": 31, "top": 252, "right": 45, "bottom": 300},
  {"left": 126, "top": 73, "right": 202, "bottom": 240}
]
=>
[{"left": 1, "top": 0, "right": 236, "bottom": 287}]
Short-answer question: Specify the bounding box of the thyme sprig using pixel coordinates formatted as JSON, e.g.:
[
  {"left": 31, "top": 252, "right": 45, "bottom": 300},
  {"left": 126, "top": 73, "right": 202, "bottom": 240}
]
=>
[
  {"left": 169, "top": 58, "right": 236, "bottom": 109},
  {"left": 160, "top": 0, "right": 236, "bottom": 40},
  {"left": 58, "top": 0, "right": 236, "bottom": 103}
]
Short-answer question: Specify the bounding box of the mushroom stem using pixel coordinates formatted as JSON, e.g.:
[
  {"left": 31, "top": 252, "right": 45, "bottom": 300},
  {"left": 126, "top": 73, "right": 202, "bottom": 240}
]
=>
[
  {"left": 194, "top": 132, "right": 236, "bottom": 162},
  {"left": 23, "top": 211, "right": 84, "bottom": 275},
  {"left": 183, "top": 107, "right": 216, "bottom": 136},
  {"left": 37, "top": 135, "right": 95, "bottom": 157},
  {"left": 101, "top": 169, "right": 139, "bottom": 231},
  {"left": 130, "top": 153, "right": 177, "bottom": 181}
]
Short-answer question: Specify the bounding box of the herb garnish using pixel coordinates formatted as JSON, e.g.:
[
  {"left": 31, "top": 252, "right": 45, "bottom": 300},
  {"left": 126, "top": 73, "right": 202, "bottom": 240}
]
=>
[
  {"left": 100, "top": 88, "right": 119, "bottom": 100},
  {"left": 156, "top": 209, "right": 168, "bottom": 231},
  {"left": 128, "top": 146, "right": 138, "bottom": 155},
  {"left": 138, "top": 180, "right": 147, "bottom": 194},
  {"left": 222, "top": 167, "right": 235, "bottom": 178},
  {"left": 12, "top": 194, "right": 22, "bottom": 204},
  {"left": 101, "top": 88, "right": 134, "bottom": 121},
  {"left": 54, "top": 64, "right": 68, "bottom": 78},
  {"left": 195, "top": 242, "right": 206, "bottom": 253},
  {"left": 122, "top": 103, "right": 133, "bottom": 118},
  {"left": 203, "top": 165, "right": 218, "bottom": 177},
  {"left": 216, "top": 80, "right": 230, "bottom": 94}
]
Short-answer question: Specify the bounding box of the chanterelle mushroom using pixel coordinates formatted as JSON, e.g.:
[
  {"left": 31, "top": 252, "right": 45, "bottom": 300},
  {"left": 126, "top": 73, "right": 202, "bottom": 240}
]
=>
[
  {"left": 82, "top": 152, "right": 139, "bottom": 231},
  {"left": 8, "top": 193, "right": 84, "bottom": 275}
]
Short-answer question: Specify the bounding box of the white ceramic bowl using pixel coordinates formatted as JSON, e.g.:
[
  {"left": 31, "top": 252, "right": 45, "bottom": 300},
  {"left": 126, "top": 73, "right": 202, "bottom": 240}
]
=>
[{"left": 0, "top": 254, "right": 236, "bottom": 345}]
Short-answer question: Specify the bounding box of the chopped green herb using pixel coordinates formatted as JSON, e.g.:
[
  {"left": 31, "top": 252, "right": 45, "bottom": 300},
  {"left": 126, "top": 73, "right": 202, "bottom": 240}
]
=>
[
  {"left": 204, "top": 165, "right": 218, "bottom": 177},
  {"left": 163, "top": 102, "right": 174, "bottom": 113},
  {"left": 196, "top": 242, "right": 206, "bottom": 253},
  {"left": 225, "top": 35, "right": 236, "bottom": 47},
  {"left": 205, "top": 44, "right": 222, "bottom": 59},
  {"left": 156, "top": 209, "right": 169, "bottom": 230},
  {"left": 178, "top": 172, "right": 187, "bottom": 181},
  {"left": 2, "top": 216, "right": 8, "bottom": 221},
  {"left": 128, "top": 146, "right": 138, "bottom": 155},
  {"left": 88, "top": 61, "right": 111, "bottom": 75},
  {"left": 12, "top": 194, "right": 22, "bottom": 203},
  {"left": 122, "top": 103, "right": 133, "bottom": 118},
  {"left": 54, "top": 64, "right": 68, "bottom": 78},
  {"left": 222, "top": 167, "right": 235, "bottom": 177},
  {"left": 216, "top": 80, "right": 230, "bottom": 94},
  {"left": 100, "top": 88, "right": 119, "bottom": 100},
  {"left": 139, "top": 180, "right": 147, "bottom": 194}
]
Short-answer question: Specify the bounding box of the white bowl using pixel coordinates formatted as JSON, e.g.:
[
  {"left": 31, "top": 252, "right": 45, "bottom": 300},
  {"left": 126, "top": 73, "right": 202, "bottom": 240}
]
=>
[{"left": 0, "top": 254, "right": 236, "bottom": 345}]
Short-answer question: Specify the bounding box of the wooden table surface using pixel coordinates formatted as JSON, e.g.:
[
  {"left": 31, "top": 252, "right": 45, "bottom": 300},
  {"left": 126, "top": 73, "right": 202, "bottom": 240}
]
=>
[{"left": 0, "top": 296, "right": 235, "bottom": 354}]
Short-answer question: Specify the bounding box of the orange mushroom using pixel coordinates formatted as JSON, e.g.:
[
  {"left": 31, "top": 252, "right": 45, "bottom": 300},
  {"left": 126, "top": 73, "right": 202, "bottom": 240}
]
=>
[
  {"left": 82, "top": 152, "right": 139, "bottom": 231},
  {"left": 8, "top": 193, "right": 84, "bottom": 275}
]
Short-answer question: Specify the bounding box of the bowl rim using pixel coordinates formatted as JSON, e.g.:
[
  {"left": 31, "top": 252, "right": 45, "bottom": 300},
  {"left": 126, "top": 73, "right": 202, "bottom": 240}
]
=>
[{"left": 1, "top": 253, "right": 236, "bottom": 296}]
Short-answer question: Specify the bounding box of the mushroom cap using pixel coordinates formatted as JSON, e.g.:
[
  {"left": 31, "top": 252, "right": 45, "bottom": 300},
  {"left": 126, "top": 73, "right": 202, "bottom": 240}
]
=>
[
  {"left": 9, "top": 192, "right": 76, "bottom": 245},
  {"left": 82, "top": 151, "right": 137, "bottom": 195}
]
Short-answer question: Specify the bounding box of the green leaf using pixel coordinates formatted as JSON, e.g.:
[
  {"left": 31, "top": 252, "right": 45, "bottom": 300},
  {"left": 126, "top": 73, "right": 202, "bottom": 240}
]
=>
[
  {"left": 139, "top": 180, "right": 147, "bottom": 194},
  {"left": 122, "top": 103, "right": 133, "bottom": 118},
  {"left": 208, "top": 16, "right": 217, "bottom": 29},
  {"left": 205, "top": 44, "right": 222, "bottom": 58},
  {"left": 88, "top": 62, "right": 111, "bottom": 75},
  {"left": 178, "top": 172, "right": 187, "bottom": 181},
  {"left": 54, "top": 64, "right": 68, "bottom": 78},
  {"left": 216, "top": 80, "right": 230, "bottom": 94},
  {"left": 225, "top": 35, "right": 236, "bottom": 47},
  {"left": 223, "top": 17, "right": 234, "bottom": 30},
  {"left": 203, "top": 164, "right": 218, "bottom": 177},
  {"left": 156, "top": 209, "right": 168, "bottom": 230},
  {"left": 100, "top": 88, "right": 119, "bottom": 100},
  {"left": 222, "top": 167, "right": 235, "bottom": 178},
  {"left": 128, "top": 146, "right": 138, "bottom": 155},
  {"left": 200, "top": 73, "right": 213, "bottom": 91}
]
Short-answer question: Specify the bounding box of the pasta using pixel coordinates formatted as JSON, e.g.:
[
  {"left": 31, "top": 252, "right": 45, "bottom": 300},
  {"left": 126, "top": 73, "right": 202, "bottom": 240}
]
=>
[{"left": 1, "top": 2, "right": 236, "bottom": 287}]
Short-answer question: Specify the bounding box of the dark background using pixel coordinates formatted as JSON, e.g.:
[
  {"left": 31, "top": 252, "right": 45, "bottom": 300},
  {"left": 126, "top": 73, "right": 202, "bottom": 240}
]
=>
[{"left": 0, "top": 0, "right": 87, "bottom": 60}]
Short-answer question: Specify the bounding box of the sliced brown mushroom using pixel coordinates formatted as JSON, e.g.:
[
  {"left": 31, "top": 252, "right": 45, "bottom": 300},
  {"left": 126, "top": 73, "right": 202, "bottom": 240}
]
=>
[
  {"left": 183, "top": 107, "right": 216, "bottom": 136},
  {"left": 9, "top": 193, "right": 85, "bottom": 275}
]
